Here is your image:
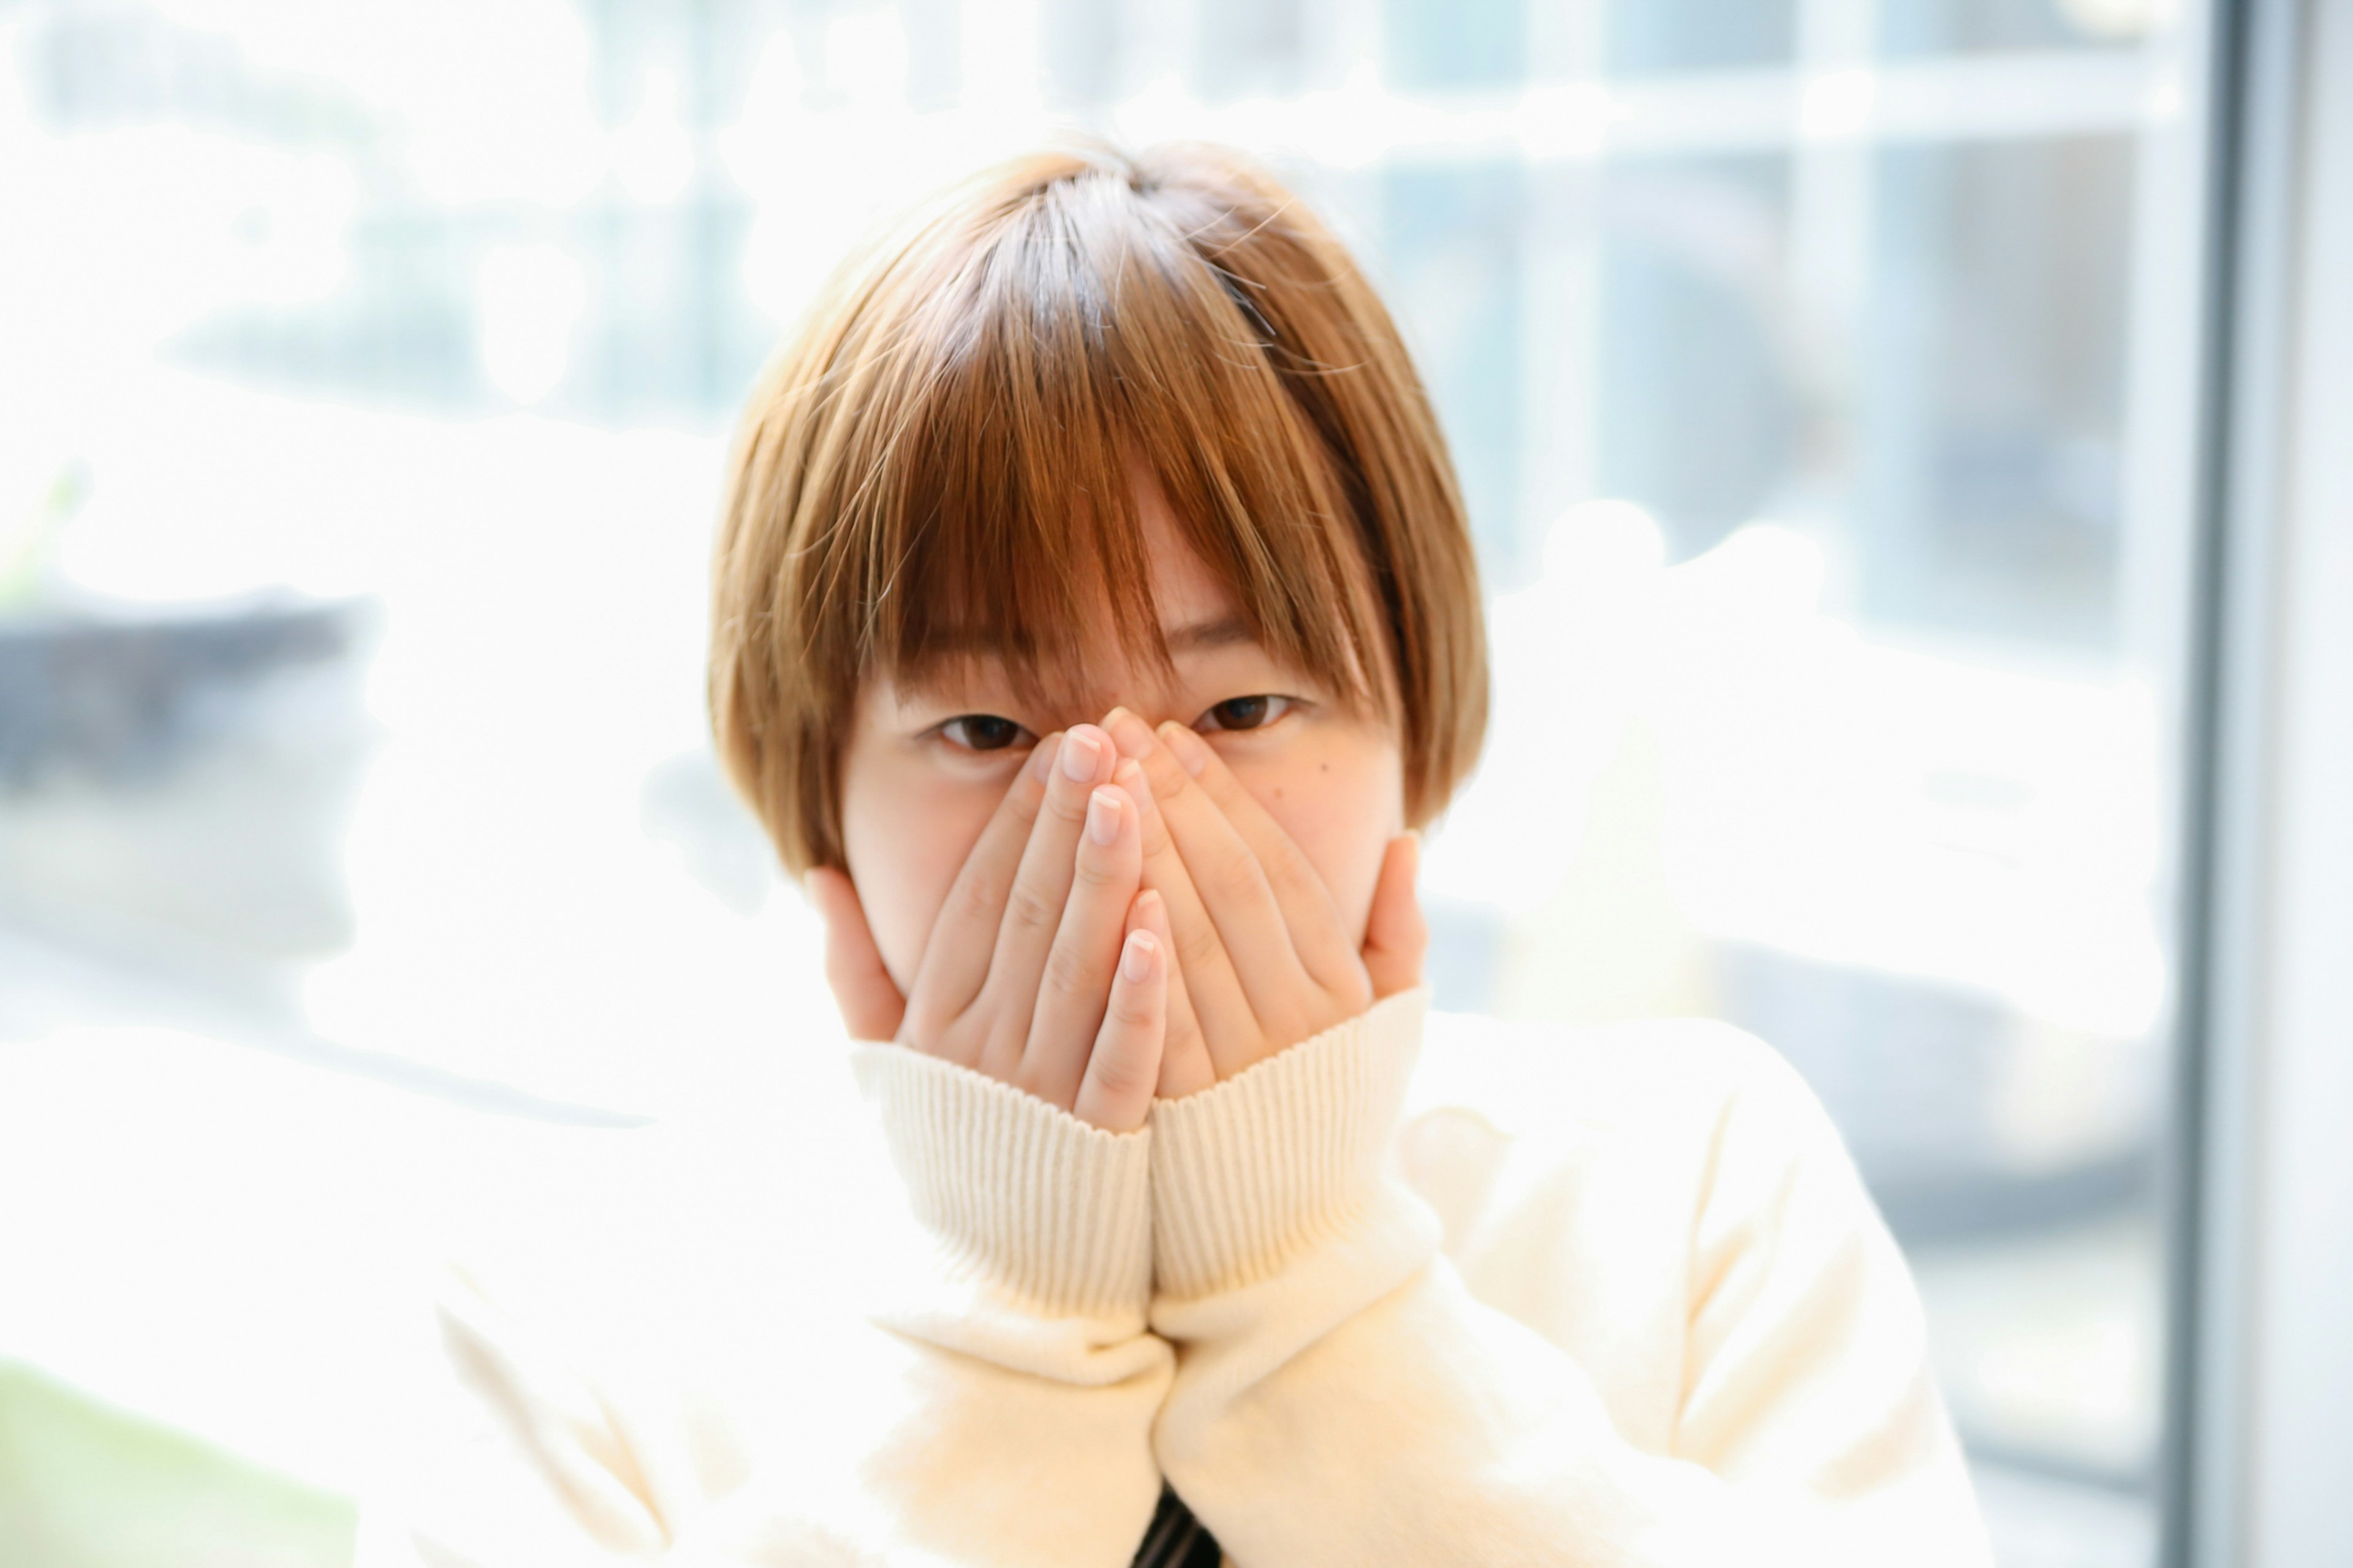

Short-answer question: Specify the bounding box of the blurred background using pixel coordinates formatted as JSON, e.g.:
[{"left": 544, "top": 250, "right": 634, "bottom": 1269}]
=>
[{"left": 4, "top": 1, "right": 2347, "bottom": 1564}]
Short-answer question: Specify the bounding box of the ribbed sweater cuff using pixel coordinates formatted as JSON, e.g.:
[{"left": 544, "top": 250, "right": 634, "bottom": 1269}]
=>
[
  {"left": 1148, "top": 988, "right": 1430, "bottom": 1301},
  {"left": 850, "top": 1046, "right": 1154, "bottom": 1319}
]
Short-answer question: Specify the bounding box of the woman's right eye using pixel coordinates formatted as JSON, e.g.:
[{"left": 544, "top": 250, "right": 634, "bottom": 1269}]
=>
[{"left": 939, "top": 714, "right": 1031, "bottom": 752}]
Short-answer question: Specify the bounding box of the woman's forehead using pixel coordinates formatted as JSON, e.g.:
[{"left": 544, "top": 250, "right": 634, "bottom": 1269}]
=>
[
  {"left": 886, "top": 497, "right": 1249, "bottom": 698},
  {"left": 1134, "top": 489, "right": 1231, "bottom": 613}
]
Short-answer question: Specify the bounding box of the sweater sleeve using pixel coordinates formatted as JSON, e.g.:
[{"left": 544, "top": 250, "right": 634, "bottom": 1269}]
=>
[
  {"left": 372, "top": 1047, "right": 1173, "bottom": 1568},
  {"left": 1143, "top": 990, "right": 1993, "bottom": 1568}
]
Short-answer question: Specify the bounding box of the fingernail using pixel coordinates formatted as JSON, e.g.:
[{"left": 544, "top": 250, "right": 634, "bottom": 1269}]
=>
[
  {"left": 1030, "top": 735, "right": 1062, "bottom": 781},
  {"left": 1113, "top": 757, "right": 1146, "bottom": 793},
  {"left": 1061, "top": 729, "right": 1101, "bottom": 782},
  {"left": 1104, "top": 708, "right": 1151, "bottom": 756},
  {"left": 1158, "top": 722, "right": 1208, "bottom": 776},
  {"left": 1086, "top": 787, "right": 1121, "bottom": 845},
  {"left": 1122, "top": 929, "right": 1157, "bottom": 982}
]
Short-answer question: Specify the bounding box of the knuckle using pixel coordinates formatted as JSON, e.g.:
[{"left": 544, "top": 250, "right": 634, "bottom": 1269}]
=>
[
  {"left": 1138, "top": 815, "right": 1173, "bottom": 857},
  {"left": 950, "top": 869, "right": 1002, "bottom": 926},
  {"left": 1070, "top": 850, "right": 1126, "bottom": 890},
  {"left": 1002, "top": 881, "right": 1060, "bottom": 933},
  {"left": 1006, "top": 771, "right": 1047, "bottom": 818},
  {"left": 1039, "top": 780, "right": 1092, "bottom": 825},
  {"left": 1087, "top": 1048, "right": 1152, "bottom": 1102},
  {"left": 1207, "top": 853, "right": 1262, "bottom": 905},
  {"left": 1141, "top": 749, "right": 1193, "bottom": 801},
  {"left": 1264, "top": 843, "right": 1315, "bottom": 894},
  {"left": 1173, "top": 920, "right": 1224, "bottom": 974},
  {"left": 1108, "top": 987, "right": 1158, "bottom": 1030},
  {"left": 1040, "top": 944, "right": 1097, "bottom": 1001}
]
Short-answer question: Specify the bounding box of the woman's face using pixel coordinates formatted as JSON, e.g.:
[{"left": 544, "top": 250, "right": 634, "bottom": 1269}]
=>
[{"left": 838, "top": 484, "right": 1407, "bottom": 994}]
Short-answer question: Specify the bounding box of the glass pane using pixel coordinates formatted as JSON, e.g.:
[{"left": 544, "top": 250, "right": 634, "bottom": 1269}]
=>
[
  {"left": 1860, "top": 137, "right": 2134, "bottom": 648},
  {"left": 1593, "top": 153, "right": 1798, "bottom": 561},
  {"left": 1380, "top": 162, "right": 1527, "bottom": 571},
  {"left": 1879, "top": 0, "right": 2165, "bottom": 57},
  {"left": 4, "top": 4, "right": 2208, "bottom": 1564},
  {"left": 1195, "top": 0, "right": 1308, "bottom": 102},
  {"left": 1605, "top": 0, "right": 1798, "bottom": 74},
  {"left": 1383, "top": 0, "right": 1526, "bottom": 91},
  {"left": 1042, "top": 0, "right": 1123, "bottom": 108}
]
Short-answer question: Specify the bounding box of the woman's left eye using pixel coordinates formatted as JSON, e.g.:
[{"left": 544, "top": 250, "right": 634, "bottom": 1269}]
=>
[
  {"left": 1194, "top": 695, "right": 1292, "bottom": 733},
  {"left": 939, "top": 713, "right": 1033, "bottom": 752}
]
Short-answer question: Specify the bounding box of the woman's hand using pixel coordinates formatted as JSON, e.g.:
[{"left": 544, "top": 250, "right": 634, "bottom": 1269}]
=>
[
  {"left": 1100, "top": 708, "right": 1425, "bottom": 1093},
  {"left": 806, "top": 724, "right": 1175, "bottom": 1132}
]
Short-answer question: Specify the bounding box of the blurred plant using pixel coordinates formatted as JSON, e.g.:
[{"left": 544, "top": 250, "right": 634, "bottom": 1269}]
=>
[{"left": 0, "top": 458, "right": 90, "bottom": 612}]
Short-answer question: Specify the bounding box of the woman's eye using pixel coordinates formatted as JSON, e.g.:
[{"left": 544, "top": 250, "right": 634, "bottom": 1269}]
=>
[
  {"left": 1195, "top": 695, "right": 1291, "bottom": 733},
  {"left": 939, "top": 714, "right": 1031, "bottom": 752}
]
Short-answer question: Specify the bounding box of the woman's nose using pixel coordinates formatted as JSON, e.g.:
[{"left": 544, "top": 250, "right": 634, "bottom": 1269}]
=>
[{"left": 1097, "top": 707, "right": 1168, "bottom": 763}]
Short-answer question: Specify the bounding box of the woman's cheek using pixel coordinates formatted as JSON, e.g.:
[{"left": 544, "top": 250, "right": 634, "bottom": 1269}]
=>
[
  {"left": 842, "top": 766, "right": 1001, "bottom": 993},
  {"left": 1233, "top": 735, "right": 1403, "bottom": 946}
]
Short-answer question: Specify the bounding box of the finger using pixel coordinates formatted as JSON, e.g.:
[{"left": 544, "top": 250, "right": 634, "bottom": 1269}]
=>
[
  {"left": 1362, "top": 833, "right": 1427, "bottom": 1001},
  {"left": 1017, "top": 781, "right": 1143, "bottom": 1112},
  {"left": 979, "top": 724, "right": 1115, "bottom": 1081},
  {"left": 1132, "top": 890, "right": 1214, "bottom": 1100},
  {"left": 1073, "top": 918, "right": 1165, "bottom": 1134},
  {"left": 1153, "top": 720, "right": 1362, "bottom": 991},
  {"left": 1123, "top": 719, "right": 1317, "bottom": 1041},
  {"left": 1100, "top": 723, "right": 1257, "bottom": 1061},
  {"left": 901, "top": 735, "right": 1056, "bottom": 1048},
  {"left": 1102, "top": 761, "right": 1213, "bottom": 1089},
  {"left": 806, "top": 866, "right": 906, "bottom": 1042}
]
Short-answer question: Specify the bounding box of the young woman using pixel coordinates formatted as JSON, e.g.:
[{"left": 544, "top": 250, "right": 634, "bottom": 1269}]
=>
[{"left": 377, "top": 143, "right": 1991, "bottom": 1568}]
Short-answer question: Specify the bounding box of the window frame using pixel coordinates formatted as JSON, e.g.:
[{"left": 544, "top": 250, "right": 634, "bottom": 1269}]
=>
[{"left": 2162, "top": 0, "right": 2353, "bottom": 1563}]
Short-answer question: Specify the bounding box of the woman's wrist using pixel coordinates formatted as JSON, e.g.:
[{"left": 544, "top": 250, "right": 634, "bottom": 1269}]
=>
[
  {"left": 852, "top": 1043, "right": 1154, "bottom": 1319},
  {"left": 1146, "top": 988, "right": 1430, "bottom": 1301}
]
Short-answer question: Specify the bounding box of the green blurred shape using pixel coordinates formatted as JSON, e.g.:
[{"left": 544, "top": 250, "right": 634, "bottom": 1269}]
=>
[{"left": 0, "top": 1360, "right": 354, "bottom": 1568}]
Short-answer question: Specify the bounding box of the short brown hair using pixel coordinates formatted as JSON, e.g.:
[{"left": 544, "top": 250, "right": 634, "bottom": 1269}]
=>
[{"left": 710, "top": 142, "right": 1487, "bottom": 876}]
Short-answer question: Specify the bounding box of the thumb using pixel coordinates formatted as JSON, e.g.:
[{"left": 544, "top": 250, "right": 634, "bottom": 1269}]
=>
[
  {"left": 1361, "top": 833, "right": 1427, "bottom": 1001},
  {"left": 805, "top": 866, "right": 907, "bottom": 1042}
]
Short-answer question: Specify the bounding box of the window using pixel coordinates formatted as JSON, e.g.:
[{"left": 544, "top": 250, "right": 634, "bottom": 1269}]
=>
[{"left": 0, "top": 2, "right": 2230, "bottom": 1561}]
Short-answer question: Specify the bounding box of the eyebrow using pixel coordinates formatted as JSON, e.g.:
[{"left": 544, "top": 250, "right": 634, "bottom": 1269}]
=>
[{"left": 1162, "top": 615, "right": 1258, "bottom": 655}]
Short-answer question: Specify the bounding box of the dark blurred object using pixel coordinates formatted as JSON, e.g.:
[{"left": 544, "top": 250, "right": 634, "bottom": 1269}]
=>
[
  {"left": 0, "top": 595, "right": 378, "bottom": 983},
  {"left": 0, "top": 595, "right": 366, "bottom": 787},
  {"left": 1715, "top": 941, "right": 2158, "bottom": 1244}
]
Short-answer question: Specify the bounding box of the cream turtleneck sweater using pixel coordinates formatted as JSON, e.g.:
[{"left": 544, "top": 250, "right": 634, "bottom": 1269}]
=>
[{"left": 361, "top": 991, "right": 1992, "bottom": 1567}]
